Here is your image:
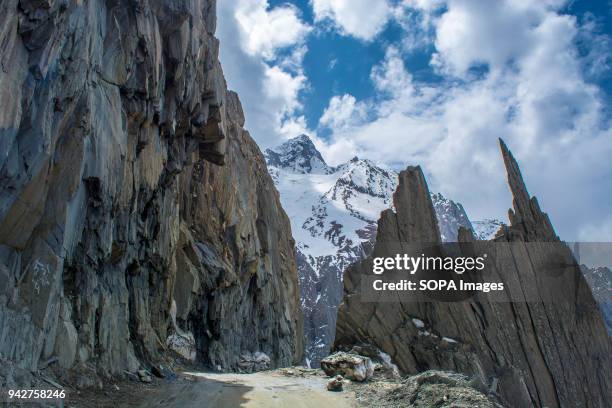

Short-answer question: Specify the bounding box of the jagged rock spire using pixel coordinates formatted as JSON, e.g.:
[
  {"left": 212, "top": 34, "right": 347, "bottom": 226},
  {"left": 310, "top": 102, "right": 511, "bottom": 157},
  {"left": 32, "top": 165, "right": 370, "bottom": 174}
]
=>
[
  {"left": 499, "top": 138, "right": 531, "bottom": 216},
  {"left": 389, "top": 166, "right": 441, "bottom": 243},
  {"left": 499, "top": 138, "right": 557, "bottom": 241}
]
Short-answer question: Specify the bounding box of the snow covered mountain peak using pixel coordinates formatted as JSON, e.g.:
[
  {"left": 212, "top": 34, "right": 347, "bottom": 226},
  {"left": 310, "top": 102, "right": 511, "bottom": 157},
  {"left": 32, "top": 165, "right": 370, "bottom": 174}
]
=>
[
  {"left": 264, "top": 134, "right": 331, "bottom": 174},
  {"left": 326, "top": 158, "right": 397, "bottom": 221}
]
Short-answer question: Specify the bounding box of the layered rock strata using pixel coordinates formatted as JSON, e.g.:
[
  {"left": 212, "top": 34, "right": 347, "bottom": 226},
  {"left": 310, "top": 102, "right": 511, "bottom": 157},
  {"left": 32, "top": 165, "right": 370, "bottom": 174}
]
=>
[
  {"left": 335, "top": 140, "right": 611, "bottom": 407},
  {"left": 0, "top": 0, "right": 302, "bottom": 383}
]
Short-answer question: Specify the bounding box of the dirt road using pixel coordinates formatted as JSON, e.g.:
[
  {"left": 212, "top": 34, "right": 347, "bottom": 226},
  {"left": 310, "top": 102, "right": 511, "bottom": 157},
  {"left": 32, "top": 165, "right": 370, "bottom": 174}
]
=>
[
  {"left": 131, "top": 371, "right": 357, "bottom": 408},
  {"left": 66, "top": 367, "right": 501, "bottom": 407}
]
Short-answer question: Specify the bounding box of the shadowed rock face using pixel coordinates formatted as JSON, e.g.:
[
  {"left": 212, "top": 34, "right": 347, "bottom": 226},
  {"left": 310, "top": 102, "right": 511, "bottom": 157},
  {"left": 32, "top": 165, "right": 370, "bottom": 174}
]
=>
[
  {"left": 334, "top": 140, "right": 611, "bottom": 407},
  {"left": 0, "top": 0, "right": 302, "bottom": 380}
]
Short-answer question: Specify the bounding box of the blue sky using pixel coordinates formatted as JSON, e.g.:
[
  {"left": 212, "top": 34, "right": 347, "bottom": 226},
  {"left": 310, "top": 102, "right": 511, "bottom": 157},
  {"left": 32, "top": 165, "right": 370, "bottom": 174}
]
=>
[
  {"left": 268, "top": 0, "right": 442, "bottom": 130},
  {"left": 281, "top": 0, "right": 612, "bottom": 130},
  {"left": 217, "top": 0, "right": 612, "bottom": 241}
]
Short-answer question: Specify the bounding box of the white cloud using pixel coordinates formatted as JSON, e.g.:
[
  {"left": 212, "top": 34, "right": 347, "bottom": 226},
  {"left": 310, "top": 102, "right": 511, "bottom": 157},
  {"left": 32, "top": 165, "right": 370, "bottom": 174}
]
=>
[
  {"left": 278, "top": 115, "right": 312, "bottom": 140},
  {"left": 316, "top": 49, "right": 444, "bottom": 168},
  {"left": 393, "top": 0, "right": 444, "bottom": 51},
  {"left": 431, "top": 0, "right": 539, "bottom": 76},
  {"left": 263, "top": 65, "right": 306, "bottom": 113},
  {"left": 578, "top": 13, "right": 612, "bottom": 79},
  {"left": 319, "top": 94, "right": 368, "bottom": 132},
  {"left": 402, "top": 0, "right": 446, "bottom": 11},
  {"left": 217, "top": 0, "right": 311, "bottom": 148},
  {"left": 317, "top": 0, "right": 612, "bottom": 240},
  {"left": 235, "top": 0, "right": 311, "bottom": 59},
  {"left": 311, "top": 0, "right": 391, "bottom": 40},
  {"left": 371, "top": 46, "right": 415, "bottom": 100}
]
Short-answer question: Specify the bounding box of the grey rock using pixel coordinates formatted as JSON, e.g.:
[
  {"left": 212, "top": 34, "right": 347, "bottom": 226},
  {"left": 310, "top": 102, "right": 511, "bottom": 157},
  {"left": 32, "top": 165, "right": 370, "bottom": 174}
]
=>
[
  {"left": 0, "top": 0, "right": 302, "bottom": 385},
  {"left": 334, "top": 140, "right": 611, "bottom": 407},
  {"left": 166, "top": 331, "right": 196, "bottom": 362},
  {"left": 138, "top": 370, "right": 152, "bottom": 384},
  {"left": 54, "top": 299, "right": 77, "bottom": 369},
  {"left": 75, "top": 372, "right": 103, "bottom": 390},
  {"left": 341, "top": 344, "right": 400, "bottom": 379},
  {"left": 237, "top": 351, "right": 271, "bottom": 373},
  {"left": 320, "top": 352, "right": 374, "bottom": 382},
  {"left": 327, "top": 375, "right": 344, "bottom": 392}
]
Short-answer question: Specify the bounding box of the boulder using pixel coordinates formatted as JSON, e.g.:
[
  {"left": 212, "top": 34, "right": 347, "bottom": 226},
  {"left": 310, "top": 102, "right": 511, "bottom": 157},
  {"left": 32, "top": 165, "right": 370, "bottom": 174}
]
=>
[
  {"left": 341, "top": 344, "right": 400, "bottom": 379},
  {"left": 166, "top": 332, "right": 196, "bottom": 362},
  {"left": 320, "top": 352, "right": 374, "bottom": 382},
  {"left": 327, "top": 375, "right": 344, "bottom": 392},
  {"left": 237, "top": 351, "right": 271, "bottom": 373}
]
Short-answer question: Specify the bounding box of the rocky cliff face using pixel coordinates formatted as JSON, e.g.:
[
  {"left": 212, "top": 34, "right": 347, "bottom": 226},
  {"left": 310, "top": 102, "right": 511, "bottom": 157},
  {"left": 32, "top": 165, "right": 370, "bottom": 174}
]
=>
[
  {"left": 0, "top": 0, "right": 302, "bottom": 385},
  {"left": 334, "top": 140, "right": 611, "bottom": 407}
]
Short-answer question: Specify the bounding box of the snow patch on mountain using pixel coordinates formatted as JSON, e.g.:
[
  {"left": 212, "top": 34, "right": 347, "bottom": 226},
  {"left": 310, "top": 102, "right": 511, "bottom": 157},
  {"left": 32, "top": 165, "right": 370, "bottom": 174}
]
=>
[
  {"left": 265, "top": 134, "right": 331, "bottom": 175},
  {"left": 473, "top": 219, "right": 505, "bottom": 240},
  {"left": 431, "top": 192, "right": 473, "bottom": 242}
]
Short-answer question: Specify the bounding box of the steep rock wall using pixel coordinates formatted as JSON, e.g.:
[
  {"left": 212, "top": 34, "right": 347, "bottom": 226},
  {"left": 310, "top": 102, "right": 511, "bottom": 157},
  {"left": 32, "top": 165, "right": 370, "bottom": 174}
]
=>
[
  {"left": 334, "top": 141, "right": 611, "bottom": 407},
  {"left": 0, "top": 0, "right": 302, "bottom": 381}
]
